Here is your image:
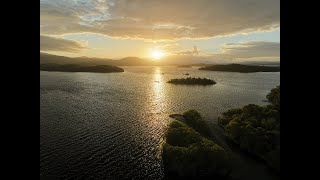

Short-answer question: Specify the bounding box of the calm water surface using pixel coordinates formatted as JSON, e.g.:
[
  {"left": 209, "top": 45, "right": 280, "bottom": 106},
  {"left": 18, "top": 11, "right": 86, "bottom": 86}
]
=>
[{"left": 40, "top": 66, "right": 280, "bottom": 179}]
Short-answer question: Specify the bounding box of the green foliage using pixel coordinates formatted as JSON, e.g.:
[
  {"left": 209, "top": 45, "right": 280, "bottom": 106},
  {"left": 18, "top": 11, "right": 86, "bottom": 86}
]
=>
[
  {"left": 218, "top": 108, "right": 242, "bottom": 127},
  {"left": 167, "top": 77, "right": 216, "bottom": 85},
  {"left": 266, "top": 85, "right": 280, "bottom": 107},
  {"left": 166, "top": 121, "right": 202, "bottom": 147},
  {"left": 218, "top": 86, "right": 280, "bottom": 172},
  {"left": 163, "top": 119, "right": 232, "bottom": 178},
  {"left": 183, "top": 110, "right": 213, "bottom": 138}
]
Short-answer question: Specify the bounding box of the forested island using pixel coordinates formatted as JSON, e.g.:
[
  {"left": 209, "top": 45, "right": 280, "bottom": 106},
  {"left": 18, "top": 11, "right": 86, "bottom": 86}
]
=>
[
  {"left": 218, "top": 86, "right": 280, "bottom": 172},
  {"left": 167, "top": 77, "right": 216, "bottom": 85},
  {"left": 199, "top": 64, "right": 280, "bottom": 73},
  {"left": 164, "top": 110, "right": 232, "bottom": 178},
  {"left": 40, "top": 64, "right": 124, "bottom": 73}
]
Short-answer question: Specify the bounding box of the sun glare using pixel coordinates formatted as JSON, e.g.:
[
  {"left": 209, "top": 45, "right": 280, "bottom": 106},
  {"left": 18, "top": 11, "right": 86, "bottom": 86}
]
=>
[{"left": 151, "top": 50, "right": 165, "bottom": 60}]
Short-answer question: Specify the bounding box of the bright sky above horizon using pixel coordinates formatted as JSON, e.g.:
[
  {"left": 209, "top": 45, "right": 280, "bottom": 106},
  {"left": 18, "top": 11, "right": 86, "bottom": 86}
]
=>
[{"left": 40, "top": 0, "right": 280, "bottom": 63}]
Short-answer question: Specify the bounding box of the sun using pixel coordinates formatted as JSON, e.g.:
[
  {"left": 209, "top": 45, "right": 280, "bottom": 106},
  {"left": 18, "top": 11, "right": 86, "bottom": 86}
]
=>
[{"left": 151, "top": 49, "right": 165, "bottom": 60}]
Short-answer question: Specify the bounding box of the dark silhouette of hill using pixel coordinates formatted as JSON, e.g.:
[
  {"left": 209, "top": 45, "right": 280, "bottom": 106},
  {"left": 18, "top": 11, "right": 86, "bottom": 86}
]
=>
[
  {"left": 199, "top": 64, "right": 280, "bottom": 73},
  {"left": 40, "top": 52, "right": 115, "bottom": 66},
  {"left": 40, "top": 53, "right": 156, "bottom": 66},
  {"left": 40, "top": 64, "right": 124, "bottom": 73},
  {"left": 111, "top": 57, "right": 149, "bottom": 66},
  {"left": 239, "top": 61, "right": 280, "bottom": 66},
  {"left": 40, "top": 53, "right": 212, "bottom": 66},
  {"left": 40, "top": 53, "right": 280, "bottom": 68}
]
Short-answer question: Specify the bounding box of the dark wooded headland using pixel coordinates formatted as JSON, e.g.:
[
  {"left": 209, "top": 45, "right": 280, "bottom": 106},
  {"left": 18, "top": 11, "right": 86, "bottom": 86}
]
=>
[
  {"left": 163, "top": 86, "right": 280, "bottom": 178},
  {"left": 167, "top": 77, "right": 216, "bottom": 85},
  {"left": 199, "top": 64, "right": 280, "bottom": 73},
  {"left": 218, "top": 86, "right": 280, "bottom": 172},
  {"left": 40, "top": 64, "right": 124, "bottom": 73},
  {"left": 163, "top": 110, "right": 232, "bottom": 178}
]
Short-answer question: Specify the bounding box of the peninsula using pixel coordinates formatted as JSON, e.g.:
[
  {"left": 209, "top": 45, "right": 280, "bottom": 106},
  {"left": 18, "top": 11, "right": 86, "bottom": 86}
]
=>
[
  {"left": 164, "top": 110, "right": 232, "bottom": 178},
  {"left": 199, "top": 64, "right": 280, "bottom": 73}
]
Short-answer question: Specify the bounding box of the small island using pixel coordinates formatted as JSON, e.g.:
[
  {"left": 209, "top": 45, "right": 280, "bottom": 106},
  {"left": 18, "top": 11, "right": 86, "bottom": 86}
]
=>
[
  {"left": 177, "top": 65, "right": 192, "bottom": 68},
  {"left": 199, "top": 64, "right": 280, "bottom": 73},
  {"left": 40, "top": 64, "right": 124, "bottom": 73},
  {"left": 163, "top": 110, "right": 232, "bottom": 178},
  {"left": 167, "top": 77, "right": 216, "bottom": 85}
]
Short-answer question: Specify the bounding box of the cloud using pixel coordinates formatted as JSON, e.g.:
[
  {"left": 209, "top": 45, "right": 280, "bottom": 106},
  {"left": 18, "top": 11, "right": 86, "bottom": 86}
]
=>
[
  {"left": 152, "top": 43, "right": 180, "bottom": 53},
  {"left": 40, "top": 0, "right": 279, "bottom": 40},
  {"left": 40, "top": 35, "right": 87, "bottom": 52},
  {"left": 175, "top": 46, "right": 199, "bottom": 55},
  {"left": 220, "top": 41, "right": 279, "bottom": 58},
  {"left": 165, "top": 41, "right": 279, "bottom": 63},
  {"left": 208, "top": 41, "right": 280, "bottom": 62}
]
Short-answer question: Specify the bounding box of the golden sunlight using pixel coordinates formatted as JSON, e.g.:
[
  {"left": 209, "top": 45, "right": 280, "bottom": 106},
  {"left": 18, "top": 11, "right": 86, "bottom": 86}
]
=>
[{"left": 151, "top": 49, "right": 165, "bottom": 60}]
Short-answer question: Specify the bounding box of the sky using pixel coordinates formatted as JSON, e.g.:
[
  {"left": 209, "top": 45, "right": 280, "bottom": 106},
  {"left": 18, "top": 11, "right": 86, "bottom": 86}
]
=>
[{"left": 40, "top": 0, "right": 280, "bottom": 63}]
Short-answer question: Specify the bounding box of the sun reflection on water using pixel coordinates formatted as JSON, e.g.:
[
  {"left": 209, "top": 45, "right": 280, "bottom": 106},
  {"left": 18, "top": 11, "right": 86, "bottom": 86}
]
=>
[{"left": 151, "top": 67, "right": 166, "bottom": 114}]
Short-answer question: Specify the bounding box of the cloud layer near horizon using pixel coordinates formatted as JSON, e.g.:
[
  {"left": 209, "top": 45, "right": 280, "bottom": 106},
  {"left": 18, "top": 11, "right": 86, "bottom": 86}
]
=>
[
  {"left": 217, "top": 41, "right": 280, "bottom": 60},
  {"left": 164, "top": 41, "right": 280, "bottom": 63},
  {"left": 40, "top": 0, "right": 279, "bottom": 40},
  {"left": 40, "top": 35, "right": 87, "bottom": 52}
]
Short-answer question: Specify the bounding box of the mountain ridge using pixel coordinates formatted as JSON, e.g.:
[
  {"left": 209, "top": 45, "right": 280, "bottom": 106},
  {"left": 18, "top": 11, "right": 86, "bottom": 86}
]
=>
[{"left": 40, "top": 52, "right": 280, "bottom": 67}]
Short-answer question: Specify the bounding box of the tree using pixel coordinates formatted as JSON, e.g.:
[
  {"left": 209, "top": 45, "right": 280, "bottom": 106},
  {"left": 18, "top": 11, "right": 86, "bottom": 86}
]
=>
[{"left": 218, "top": 86, "right": 280, "bottom": 172}]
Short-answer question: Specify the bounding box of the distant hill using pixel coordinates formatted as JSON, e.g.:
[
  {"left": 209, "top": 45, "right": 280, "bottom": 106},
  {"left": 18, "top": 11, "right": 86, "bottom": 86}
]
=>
[
  {"left": 40, "top": 53, "right": 115, "bottom": 66},
  {"left": 40, "top": 53, "right": 157, "bottom": 66},
  {"left": 40, "top": 53, "right": 215, "bottom": 66},
  {"left": 40, "top": 53, "right": 280, "bottom": 67},
  {"left": 238, "top": 61, "right": 280, "bottom": 66},
  {"left": 40, "top": 64, "right": 124, "bottom": 73},
  {"left": 199, "top": 64, "right": 280, "bottom": 73},
  {"left": 112, "top": 57, "right": 150, "bottom": 66}
]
